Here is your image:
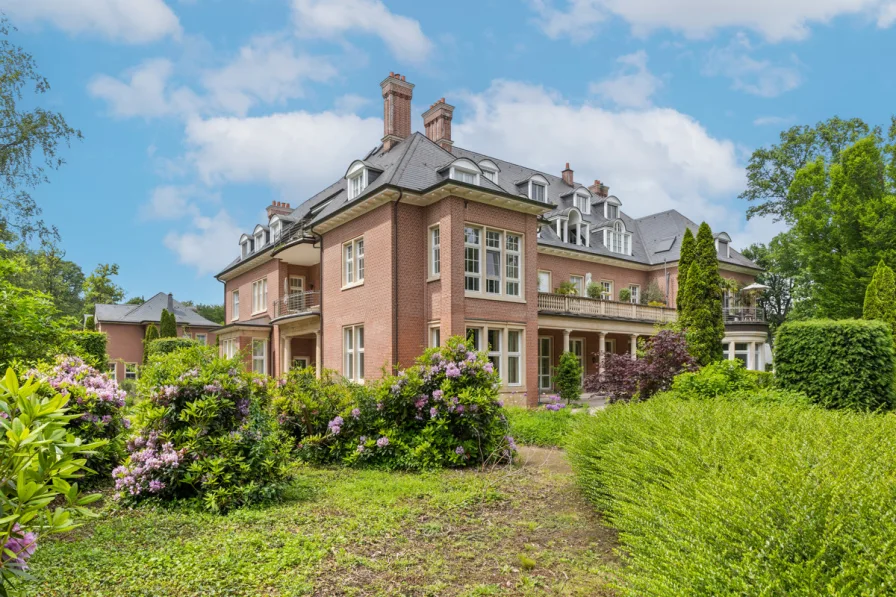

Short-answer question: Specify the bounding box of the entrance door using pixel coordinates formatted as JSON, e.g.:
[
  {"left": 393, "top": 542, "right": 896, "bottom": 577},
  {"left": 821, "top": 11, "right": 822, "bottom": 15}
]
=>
[
  {"left": 570, "top": 338, "right": 585, "bottom": 382},
  {"left": 288, "top": 276, "right": 305, "bottom": 311},
  {"left": 538, "top": 337, "right": 552, "bottom": 390}
]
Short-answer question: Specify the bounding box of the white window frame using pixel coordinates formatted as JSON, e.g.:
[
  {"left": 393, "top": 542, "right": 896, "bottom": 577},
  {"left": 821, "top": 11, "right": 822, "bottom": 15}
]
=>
[
  {"left": 570, "top": 275, "right": 584, "bottom": 296},
  {"left": 574, "top": 192, "right": 591, "bottom": 215},
  {"left": 629, "top": 284, "right": 640, "bottom": 304},
  {"left": 231, "top": 290, "right": 240, "bottom": 321},
  {"left": 507, "top": 330, "right": 522, "bottom": 386},
  {"left": 479, "top": 160, "right": 499, "bottom": 184},
  {"left": 466, "top": 327, "right": 483, "bottom": 351},
  {"left": 430, "top": 325, "right": 441, "bottom": 348},
  {"left": 464, "top": 224, "right": 524, "bottom": 300},
  {"left": 251, "top": 278, "right": 267, "bottom": 315},
  {"left": 270, "top": 218, "right": 281, "bottom": 242},
  {"left": 606, "top": 204, "right": 619, "bottom": 219},
  {"left": 470, "top": 325, "right": 526, "bottom": 387},
  {"left": 195, "top": 333, "right": 207, "bottom": 346},
  {"left": 528, "top": 175, "right": 549, "bottom": 203},
  {"left": 487, "top": 328, "right": 502, "bottom": 379},
  {"left": 347, "top": 168, "right": 368, "bottom": 200},
  {"left": 221, "top": 338, "right": 237, "bottom": 359},
  {"left": 538, "top": 336, "right": 552, "bottom": 390},
  {"left": 252, "top": 339, "right": 267, "bottom": 375},
  {"left": 343, "top": 236, "right": 364, "bottom": 288},
  {"left": 429, "top": 225, "right": 440, "bottom": 278},
  {"left": 343, "top": 325, "right": 364, "bottom": 382},
  {"left": 125, "top": 363, "right": 138, "bottom": 380},
  {"left": 241, "top": 240, "right": 251, "bottom": 258},
  {"left": 450, "top": 166, "right": 479, "bottom": 185},
  {"left": 600, "top": 280, "right": 613, "bottom": 301},
  {"left": 288, "top": 275, "right": 305, "bottom": 296},
  {"left": 254, "top": 231, "right": 265, "bottom": 250},
  {"left": 537, "top": 270, "right": 552, "bottom": 293},
  {"left": 554, "top": 218, "right": 568, "bottom": 243},
  {"left": 607, "top": 221, "right": 632, "bottom": 256}
]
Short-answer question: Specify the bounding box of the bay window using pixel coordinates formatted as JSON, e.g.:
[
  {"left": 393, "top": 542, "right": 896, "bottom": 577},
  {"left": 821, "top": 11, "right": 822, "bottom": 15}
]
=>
[
  {"left": 464, "top": 224, "right": 523, "bottom": 299},
  {"left": 467, "top": 326, "right": 524, "bottom": 386},
  {"left": 486, "top": 230, "right": 501, "bottom": 294}
]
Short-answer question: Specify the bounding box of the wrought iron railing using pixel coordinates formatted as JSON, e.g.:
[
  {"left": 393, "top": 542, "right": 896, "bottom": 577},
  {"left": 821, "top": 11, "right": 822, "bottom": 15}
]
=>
[
  {"left": 723, "top": 307, "right": 766, "bottom": 323},
  {"left": 273, "top": 291, "right": 321, "bottom": 318},
  {"left": 537, "top": 292, "right": 677, "bottom": 323}
]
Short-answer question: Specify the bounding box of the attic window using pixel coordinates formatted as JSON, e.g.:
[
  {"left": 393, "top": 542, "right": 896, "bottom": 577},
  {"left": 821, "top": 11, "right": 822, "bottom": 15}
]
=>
[
  {"left": 479, "top": 160, "right": 499, "bottom": 184},
  {"left": 530, "top": 182, "right": 546, "bottom": 202},
  {"left": 241, "top": 240, "right": 251, "bottom": 258},
  {"left": 718, "top": 240, "right": 729, "bottom": 257},
  {"left": 450, "top": 166, "right": 479, "bottom": 185},
  {"left": 607, "top": 221, "right": 632, "bottom": 256},
  {"left": 270, "top": 218, "right": 281, "bottom": 242},
  {"left": 574, "top": 191, "right": 591, "bottom": 215},
  {"left": 255, "top": 231, "right": 265, "bottom": 249},
  {"left": 348, "top": 169, "right": 367, "bottom": 199},
  {"left": 606, "top": 204, "right": 619, "bottom": 219}
]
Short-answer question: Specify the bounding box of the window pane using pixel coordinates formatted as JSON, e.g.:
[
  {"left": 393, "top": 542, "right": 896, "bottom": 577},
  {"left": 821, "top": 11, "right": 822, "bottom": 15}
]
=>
[
  {"left": 465, "top": 227, "right": 480, "bottom": 245},
  {"left": 357, "top": 327, "right": 364, "bottom": 349},
  {"left": 466, "top": 328, "right": 481, "bottom": 350},
  {"left": 537, "top": 272, "right": 549, "bottom": 292},
  {"left": 487, "top": 329, "right": 501, "bottom": 352},
  {"left": 508, "top": 330, "right": 520, "bottom": 352},
  {"left": 508, "top": 357, "right": 520, "bottom": 384},
  {"left": 356, "top": 239, "right": 364, "bottom": 280}
]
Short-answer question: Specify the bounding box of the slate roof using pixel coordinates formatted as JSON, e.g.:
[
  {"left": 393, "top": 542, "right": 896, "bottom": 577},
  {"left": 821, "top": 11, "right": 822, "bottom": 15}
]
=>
[
  {"left": 222, "top": 132, "right": 760, "bottom": 274},
  {"left": 95, "top": 292, "right": 221, "bottom": 327}
]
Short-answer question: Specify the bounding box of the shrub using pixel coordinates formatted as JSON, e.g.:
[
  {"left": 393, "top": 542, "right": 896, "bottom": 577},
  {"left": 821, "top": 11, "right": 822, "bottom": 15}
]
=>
[
  {"left": 586, "top": 282, "right": 601, "bottom": 299},
  {"left": 863, "top": 259, "right": 896, "bottom": 336},
  {"left": 675, "top": 227, "right": 695, "bottom": 311},
  {"left": 114, "top": 345, "right": 292, "bottom": 512},
  {"left": 0, "top": 369, "right": 105, "bottom": 594},
  {"left": 555, "top": 351, "right": 582, "bottom": 404},
  {"left": 295, "top": 336, "right": 516, "bottom": 470},
  {"left": 775, "top": 319, "right": 895, "bottom": 410},
  {"left": 567, "top": 396, "right": 896, "bottom": 595},
  {"left": 505, "top": 405, "right": 577, "bottom": 448},
  {"left": 84, "top": 315, "right": 95, "bottom": 331},
  {"left": 644, "top": 280, "right": 666, "bottom": 305},
  {"left": 585, "top": 330, "right": 696, "bottom": 402},
  {"left": 618, "top": 287, "right": 631, "bottom": 302},
  {"left": 143, "top": 324, "right": 159, "bottom": 364},
  {"left": 555, "top": 281, "right": 578, "bottom": 295},
  {"left": 66, "top": 330, "right": 107, "bottom": 369},
  {"left": 670, "top": 360, "right": 809, "bottom": 406},
  {"left": 159, "top": 309, "right": 176, "bottom": 338},
  {"left": 146, "top": 337, "right": 197, "bottom": 357},
  {"left": 32, "top": 356, "right": 129, "bottom": 479}
]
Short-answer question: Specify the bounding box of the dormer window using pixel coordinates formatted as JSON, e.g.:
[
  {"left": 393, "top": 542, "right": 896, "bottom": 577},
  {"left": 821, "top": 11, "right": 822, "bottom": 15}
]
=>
[
  {"left": 240, "top": 234, "right": 253, "bottom": 258},
  {"left": 574, "top": 191, "right": 591, "bottom": 215},
  {"left": 568, "top": 210, "right": 589, "bottom": 247},
  {"left": 255, "top": 232, "right": 265, "bottom": 249},
  {"left": 606, "top": 220, "right": 632, "bottom": 255},
  {"left": 607, "top": 204, "right": 619, "bottom": 219},
  {"left": 451, "top": 167, "right": 478, "bottom": 184},
  {"left": 479, "top": 160, "right": 499, "bottom": 184},
  {"left": 715, "top": 233, "right": 732, "bottom": 258},
  {"left": 348, "top": 169, "right": 367, "bottom": 199},
  {"left": 270, "top": 217, "right": 281, "bottom": 242}
]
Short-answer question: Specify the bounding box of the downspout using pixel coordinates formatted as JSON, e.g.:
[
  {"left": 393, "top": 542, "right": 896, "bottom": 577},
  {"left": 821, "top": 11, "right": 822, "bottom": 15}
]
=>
[
  {"left": 316, "top": 228, "right": 323, "bottom": 377},
  {"left": 392, "top": 189, "right": 404, "bottom": 370}
]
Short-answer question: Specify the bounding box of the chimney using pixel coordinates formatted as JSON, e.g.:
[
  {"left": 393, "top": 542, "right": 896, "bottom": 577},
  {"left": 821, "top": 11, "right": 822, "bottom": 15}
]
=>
[
  {"left": 266, "top": 200, "right": 292, "bottom": 219},
  {"left": 423, "top": 97, "right": 455, "bottom": 152},
  {"left": 166, "top": 293, "right": 174, "bottom": 314},
  {"left": 588, "top": 179, "right": 609, "bottom": 198},
  {"left": 381, "top": 72, "right": 415, "bottom": 151},
  {"left": 562, "top": 163, "right": 574, "bottom": 186}
]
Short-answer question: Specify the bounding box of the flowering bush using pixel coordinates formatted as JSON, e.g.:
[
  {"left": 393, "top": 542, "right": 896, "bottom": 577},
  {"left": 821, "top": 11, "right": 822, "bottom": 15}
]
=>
[
  {"left": 584, "top": 330, "right": 697, "bottom": 402},
  {"left": 543, "top": 394, "right": 566, "bottom": 411},
  {"left": 114, "top": 345, "right": 292, "bottom": 512},
  {"left": 32, "top": 356, "right": 129, "bottom": 479},
  {"left": 0, "top": 369, "right": 104, "bottom": 595},
  {"left": 297, "top": 336, "right": 517, "bottom": 470}
]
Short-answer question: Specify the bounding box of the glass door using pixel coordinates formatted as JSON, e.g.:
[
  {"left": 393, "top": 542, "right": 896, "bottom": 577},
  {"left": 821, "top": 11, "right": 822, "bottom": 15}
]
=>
[{"left": 538, "top": 337, "right": 552, "bottom": 390}]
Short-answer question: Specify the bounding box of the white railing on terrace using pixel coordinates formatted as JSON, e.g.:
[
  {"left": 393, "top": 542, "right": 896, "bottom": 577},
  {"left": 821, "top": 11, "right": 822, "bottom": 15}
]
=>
[
  {"left": 273, "top": 291, "right": 320, "bottom": 319},
  {"left": 723, "top": 306, "right": 766, "bottom": 323},
  {"left": 537, "top": 292, "right": 677, "bottom": 323}
]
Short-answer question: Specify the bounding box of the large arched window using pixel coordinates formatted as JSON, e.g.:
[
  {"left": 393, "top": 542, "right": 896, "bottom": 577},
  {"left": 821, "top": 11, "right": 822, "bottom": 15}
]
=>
[
  {"left": 568, "top": 209, "right": 589, "bottom": 247},
  {"left": 607, "top": 220, "right": 631, "bottom": 255}
]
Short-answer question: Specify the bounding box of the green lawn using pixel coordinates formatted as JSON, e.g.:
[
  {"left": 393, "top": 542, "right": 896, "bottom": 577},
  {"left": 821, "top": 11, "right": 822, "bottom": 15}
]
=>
[{"left": 25, "top": 451, "right": 617, "bottom": 596}]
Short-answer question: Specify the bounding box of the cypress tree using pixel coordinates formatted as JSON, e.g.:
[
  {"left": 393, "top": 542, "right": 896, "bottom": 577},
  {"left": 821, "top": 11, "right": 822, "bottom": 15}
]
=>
[
  {"left": 159, "top": 309, "right": 177, "bottom": 338},
  {"left": 84, "top": 315, "right": 95, "bottom": 331},
  {"left": 679, "top": 222, "right": 725, "bottom": 366},
  {"left": 863, "top": 260, "right": 896, "bottom": 335},
  {"left": 143, "top": 324, "right": 159, "bottom": 364},
  {"left": 676, "top": 227, "right": 696, "bottom": 312}
]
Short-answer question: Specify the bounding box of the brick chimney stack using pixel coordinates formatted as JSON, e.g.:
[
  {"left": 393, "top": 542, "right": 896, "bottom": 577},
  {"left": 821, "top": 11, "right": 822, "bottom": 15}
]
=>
[
  {"left": 266, "top": 201, "right": 292, "bottom": 218},
  {"left": 562, "top": 163, "right": 574, "bottom": 186},
  {"left": 422, "top": 97, "right": 455, "bottom": 152},
  {"left": 381, "top": 72, "right": 415, "bottom": 151},
  {"left": 588, "top": 179, "right": 609, "bottom": 198}
]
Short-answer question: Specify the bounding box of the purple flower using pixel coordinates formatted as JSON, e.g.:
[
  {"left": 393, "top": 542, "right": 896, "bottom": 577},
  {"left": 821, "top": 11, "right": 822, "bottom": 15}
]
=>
[
  {"left": 359, "top": 436, "right": 368, "bottom": 443},
  {"left": 445, "top": 363, "right": 461, "bottom": 378},
  {"left": 376, "top": 436, "right": 389, "bottom": 448},
  {"left": 2, "top": 524, "right": 37, "bottom": 569},
  {"left": 330, "top": 425, "right": 341, "bottom": 435},
  {"left": 483, "top": 362, "right": 494, "bottom": 374},
  {"left": 357, "top": 445, "right": 365, "bottom": 453},
  {"left": 432, "top": 389, "right": 444, "bottom": 401},
  {"left": 456, "top": 404, "right": 465, "bottom": 414},
  {"left": 351, "top": 408, "right": 361, "bottom": 419},
  {"left": 430, "top": 407, "right": 438, "bottom": 418},
  {"left": 455, "top": 446, "right": 465, "bottom": 455},
  {"left": 148, "top": 480, "right": 165, "bottom": 493},
  {"left": 505, "top": 436, "right": 518, "bottom": 452}
]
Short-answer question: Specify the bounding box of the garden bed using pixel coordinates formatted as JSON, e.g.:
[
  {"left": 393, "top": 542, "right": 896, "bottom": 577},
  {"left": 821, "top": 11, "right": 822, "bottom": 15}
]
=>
[{"left": 25, "top": 456, "right": 618, "bottom": 596}]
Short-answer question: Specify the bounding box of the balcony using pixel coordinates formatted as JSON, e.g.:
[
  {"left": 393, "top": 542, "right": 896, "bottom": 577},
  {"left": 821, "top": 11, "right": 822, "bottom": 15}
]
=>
[
  {"left": 723, "top": 307, "right": 766, "bottom": 324},
  {"left": 271, "top": 221, "right": 320, "bottom": 266},
  {"left": 273, "top": 291, "right": 321, "bottom": 319},
  {"left": 537, "top": 292, "right": 677, "bottom": 324}
]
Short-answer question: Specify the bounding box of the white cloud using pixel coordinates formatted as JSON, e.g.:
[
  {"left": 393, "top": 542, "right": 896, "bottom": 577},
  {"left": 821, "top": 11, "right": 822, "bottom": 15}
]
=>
[
  {"left": 704, "top": 34, "right": 803, "bottom": 97},
  {"left": 753, "top": 115, "right": 792, "bottom": 126},
  {"left": 4, "top": 0, "right": 181, "bottom": 43},
  {"left": 589, "top": 50, "right": 662, "bottom": 108},
  {"left": 530, "top": 0, "right": 895, "bottom": 43},
  {"left": 139, "top": 185, "right": 220, "bottom": 220},
  {"left": 292, "top": 0, "right": 433, "bottom": 63},
  {"left": 163, "top": 209, "right": 243, "bottom": 275},
  {"left": 453, "top": 80, "right": 745, "bottom": 233},
  {"left": 334, "top": 93, "right": 371, "bottom": 114},
  {"left": 201, "top": 35, "right": 337, "bottom": 116},
  {"left": 183, "top": 111, "right": 383, "bottom": 192},
  {"left": 88, "top": 59, "right": 202, "bottom": 119}
]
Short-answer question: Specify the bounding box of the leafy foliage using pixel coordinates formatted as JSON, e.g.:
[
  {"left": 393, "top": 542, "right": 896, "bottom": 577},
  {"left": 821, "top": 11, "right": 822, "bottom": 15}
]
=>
[
  {"left": 81, "top": 264, "right": 124, "bottom": 315},
  {"left": 32, "top": 356, "right": 129, "bottom": 480},
  {"left": 618, "top": 287, "right": 631, "bottom": 302},
  {"left": 584, "top": 329, "right": 696, "bottom": 402},
  {"left": 675, "top": 227, "right": 695, "bottom": 311},
  {"left": 158, "top": 309, "right": 176, "bottom": 338},
  {"left": 146, "top": 337, "right": 195, "bottom": 358},
  {"left": 643, "top": 279, "right": 666, "bottom": 305},
  {"left": 114, "top": 346, "right": 292, "bottom": 512},
  {"left": 0, "top": 368, "right": 103, "bottom": 595},
  {"left": 555, "top": 280, "right": 578, "bottom": 295},
  {"left": 65, "top": 331, "right": 106, "bottom": 369},
  {"left": 863, "top": 259, "right": 896, "bottom": 335},
  {"left": 83, "top": 316, "right": 94, "bottom": 331},
  {"left": 271, "top": 367, "right": 356, "bottom": 446},
  {"left": 142, "top": 325, "right": 159, "bottom": 365},
  {"left": 679, "top": 223, "right": 724, "bottom": 365},
  {"left": 775, "top": 319, "right": 895, "bottom": 411},
  {"left": 740, "top": 238, "right": 796, "bottom": 334},
  {"left": 554, "top": 351, "right": 582, "bottom": 404},
  {"left": 567, "top": 395, "right": 896, "bottom": 595},
  {"left": 586, "top": 282, "right": 601, "bottom": 299},
  {"left": 504, "top": 405, "right": 577, "bottom": 447},
  {"left": 284, "top": 337, "right": 516, "bottom": 470},
  {"left": 670, "top": 360, "right": 808, "bottom": 406}
]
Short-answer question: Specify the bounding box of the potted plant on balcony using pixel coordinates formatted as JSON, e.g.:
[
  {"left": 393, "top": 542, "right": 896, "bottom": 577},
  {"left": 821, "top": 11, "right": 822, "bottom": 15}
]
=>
[
  {"left": 555, "top": 281, "right": 578, "bottom": 296},
  {"left": 619, "top": 288, "right": 632, "bottom": 303}
]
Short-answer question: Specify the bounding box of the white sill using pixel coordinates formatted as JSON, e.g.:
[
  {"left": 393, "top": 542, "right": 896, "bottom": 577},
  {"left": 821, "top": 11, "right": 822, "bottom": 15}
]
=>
[
  {"left": 231, "top": 317, "right": 239, "bottom": 322},
  {"left": 426, "top": 275, "right": 441, "bottom": 283},
  {"left": 251, "top": 310, "right": 266, "bottom": 316},
  {"left": 464, "top": 292, "right": 526, "bottom": 304},
  {"left": 341, "top": 281, "right": 364, "bottom": 291}
]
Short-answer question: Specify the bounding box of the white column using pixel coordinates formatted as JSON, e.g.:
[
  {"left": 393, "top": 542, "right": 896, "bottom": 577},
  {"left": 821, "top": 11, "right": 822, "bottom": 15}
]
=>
[
  {"left": 562, "top": 329, "right": 571, "bottom": 353},
  {"left": 314, "top": 330, "right": 322, "bottom": 379},
  {"left": 630, "top": 334, "right": 638, "bottom": 358},
  {"left": 283, "top": 335, "right": 292, "bottom": 374},
  {"left": 599, "top": 331, "right": 607, "bottom": 374}
]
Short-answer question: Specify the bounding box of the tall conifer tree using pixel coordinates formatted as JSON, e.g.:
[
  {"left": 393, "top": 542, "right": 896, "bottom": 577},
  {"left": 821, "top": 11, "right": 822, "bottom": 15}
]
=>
[
  {"left": 676, "top": 227, "right": 696, "bottom": 312},
  {"left": 863, "top": 260, "right": 896, "bottom": 335},
  {"left": 680, "top": 222, "right": 725, "bottom": 365}
]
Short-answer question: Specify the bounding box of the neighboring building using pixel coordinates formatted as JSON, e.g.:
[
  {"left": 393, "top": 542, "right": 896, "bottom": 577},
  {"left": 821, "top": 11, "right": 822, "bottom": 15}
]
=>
[
  {"left": 215, "top": 72, "right": 769, "bottom": 407},
  {"left": 95, "top": 292, "right": 221, "bottom": 382}
]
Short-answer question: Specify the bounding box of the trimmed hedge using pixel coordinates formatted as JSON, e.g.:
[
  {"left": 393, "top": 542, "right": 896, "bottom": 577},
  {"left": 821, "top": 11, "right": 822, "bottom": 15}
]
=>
[
  {"left": 66, "top": 330, "right": 107, "bottom": 369},
  {"left": 146, "top": 337, "right": 197, "bottom": 357},
  {"left": 567, "top": 396, "right": 896, "bottom": 595},
  {"left": 775, "top": 319, "right": 895, "bottom": 410}
]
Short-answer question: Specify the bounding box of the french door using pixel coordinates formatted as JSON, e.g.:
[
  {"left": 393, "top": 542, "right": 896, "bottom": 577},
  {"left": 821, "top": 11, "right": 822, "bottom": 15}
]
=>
[{"left": 538, "top": 337, "right": 552, "bottom": 390}]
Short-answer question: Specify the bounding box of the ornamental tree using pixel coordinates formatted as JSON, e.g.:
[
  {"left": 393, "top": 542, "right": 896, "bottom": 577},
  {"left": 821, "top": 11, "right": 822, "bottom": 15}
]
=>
[
  {"left": 555, "top": 351, "right": 583, "bottom": 404},
  {"left": 679, "top": 222, "right": 725, "bottom": 366},
  {"left": 159, "top": 309, "right": 176, "bottom": 338},
  {"left": 676, "top": 227, "right": 696, "bottom": 311},
  {"left": 863, "top": 260, "right": 896, "bottom": 336},
  {"left": 143, "top": 324, "right": 160, "bottom": 364}
]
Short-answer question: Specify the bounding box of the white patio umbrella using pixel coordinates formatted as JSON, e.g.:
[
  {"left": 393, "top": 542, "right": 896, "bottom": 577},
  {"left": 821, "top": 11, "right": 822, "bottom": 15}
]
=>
[{"left": 741, "top": 283, "right": 770, "bottom": 292}]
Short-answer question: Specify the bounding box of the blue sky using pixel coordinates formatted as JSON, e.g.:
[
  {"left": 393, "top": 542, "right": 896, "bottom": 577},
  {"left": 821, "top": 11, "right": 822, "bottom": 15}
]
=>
[{"left": 9, "top": 0, "right": 896, "bottom": 304}]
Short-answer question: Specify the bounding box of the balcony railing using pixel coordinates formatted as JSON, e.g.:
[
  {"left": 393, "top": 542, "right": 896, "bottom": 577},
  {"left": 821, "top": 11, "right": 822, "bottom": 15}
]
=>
[
  {"left": 273, "top": 291, "right": 321, "bottom": 319},
  {"left": 723, "top": 306, "right": 766, "bottom": 323},
  {"left": 272, "top": 220, "right": 315, "bottom": 251},
  {"left": 537, "top": 292, "right": 677, "bottom": 324}
]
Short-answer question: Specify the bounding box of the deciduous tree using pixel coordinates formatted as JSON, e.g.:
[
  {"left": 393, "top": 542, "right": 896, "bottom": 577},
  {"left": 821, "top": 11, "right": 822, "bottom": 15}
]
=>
[{"left": 82, "top": 263, "right": 125, "bottom": 314}]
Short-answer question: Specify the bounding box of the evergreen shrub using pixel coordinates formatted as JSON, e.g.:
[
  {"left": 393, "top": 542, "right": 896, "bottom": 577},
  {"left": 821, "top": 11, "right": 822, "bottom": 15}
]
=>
[
  {"left": 555, "top": 351, "right": 583, "bottom": 404},
  {"left": 775, "top": 319, "right": 895, "bottom": 410}
]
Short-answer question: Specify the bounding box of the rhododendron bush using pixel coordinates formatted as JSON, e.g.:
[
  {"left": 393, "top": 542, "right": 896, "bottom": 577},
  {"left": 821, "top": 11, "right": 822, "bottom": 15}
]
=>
[
  {"left": 115, "top": 346, "right": 291, "bottom": 512},
  {"left": 33, "top": 356, "right": 129, "bottom": 479},
  {"left": 275, "top": 336, "right": 517, "bottom": 469}
]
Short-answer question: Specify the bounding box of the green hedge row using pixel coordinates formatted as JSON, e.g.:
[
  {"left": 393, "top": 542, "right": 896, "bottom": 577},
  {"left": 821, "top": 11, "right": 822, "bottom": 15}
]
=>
[
  {"left": 66, "top": 331, "right": 107, "bottom": 369},
  {"left": 146, "top": 337, "right": 198, "bottom": 357},
  {"left": 567, "top": 396, "right": 896, "bottom": 595},
  {"left": 775, "top": 319, "right": 895, "bottom": 410}
]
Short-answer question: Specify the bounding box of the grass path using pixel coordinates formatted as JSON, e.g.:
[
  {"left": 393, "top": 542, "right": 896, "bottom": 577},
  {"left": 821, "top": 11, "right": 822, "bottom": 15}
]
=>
[{"left": 25, "top": 449, "right": 617, "bottom": 596}]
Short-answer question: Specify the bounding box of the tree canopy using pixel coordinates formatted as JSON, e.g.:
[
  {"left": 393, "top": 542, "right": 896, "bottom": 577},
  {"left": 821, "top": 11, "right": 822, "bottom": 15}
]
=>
[{"left": 82, "top": 263, "right": 125, "bottom": 313}]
